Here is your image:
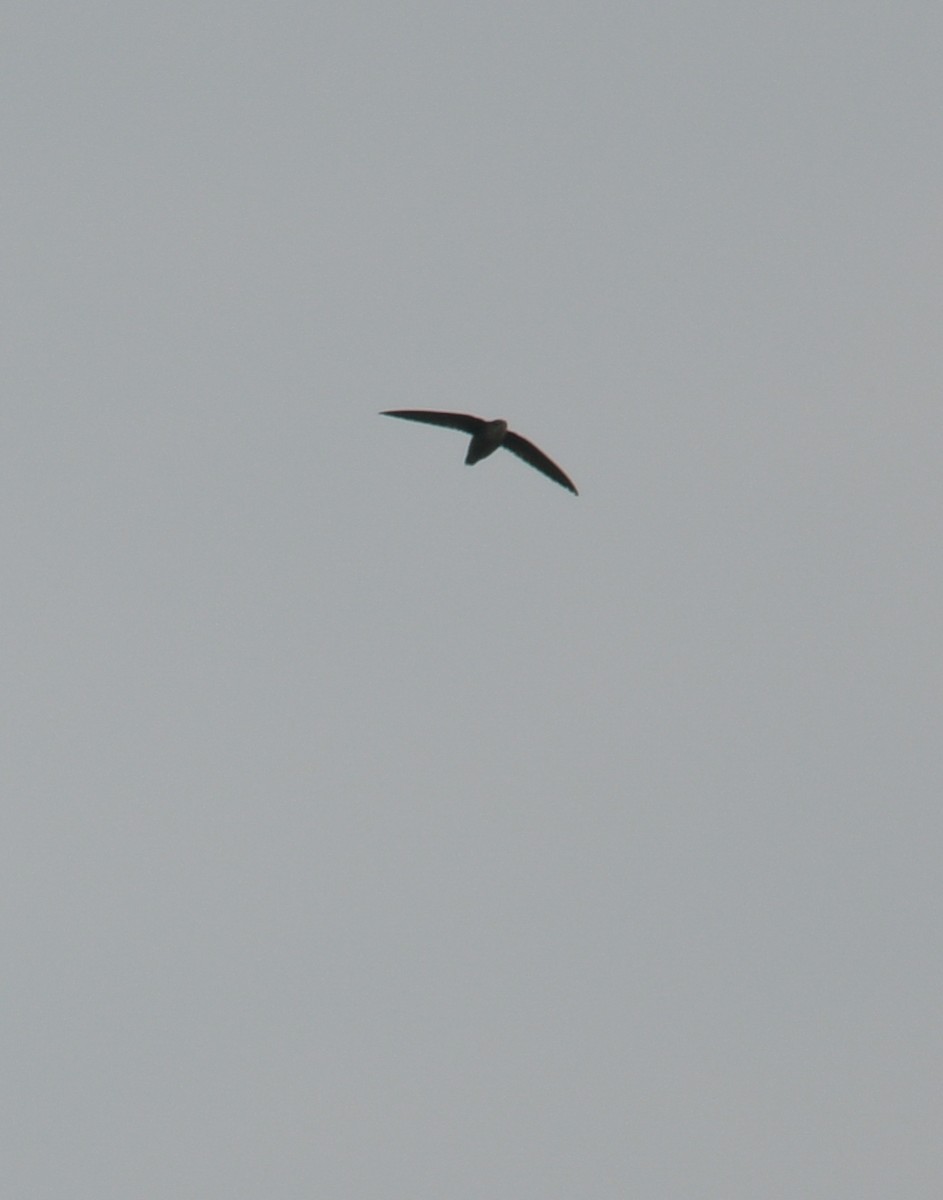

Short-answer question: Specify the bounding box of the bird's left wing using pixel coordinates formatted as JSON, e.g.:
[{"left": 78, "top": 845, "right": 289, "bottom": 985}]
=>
[
  {"left": 502, "top": 432, "right": 578, "bottom": 495},
  {"left": 381, "top": 410, "right": 483, "bottom": 435}
]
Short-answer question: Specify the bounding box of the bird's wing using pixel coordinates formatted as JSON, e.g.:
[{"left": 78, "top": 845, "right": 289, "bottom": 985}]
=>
[
  {"left": 502, "top": 431, "right": 579, "bottom": 494},
  {"left": 381, "top": 410, "right": 483, "bottom": 435}
]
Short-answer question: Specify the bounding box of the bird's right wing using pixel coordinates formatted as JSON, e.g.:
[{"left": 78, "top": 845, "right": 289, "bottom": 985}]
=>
[
  {"left": 502, "top": 432, "right": 579, "bottom": 495},
  {"left": 381, "top": 410, "right": 483, "bottom": 435}
]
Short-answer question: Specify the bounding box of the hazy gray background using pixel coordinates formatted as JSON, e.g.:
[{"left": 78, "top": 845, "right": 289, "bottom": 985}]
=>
[{"left": 3, "top": 2, "right": 941, "bottom": 1195}]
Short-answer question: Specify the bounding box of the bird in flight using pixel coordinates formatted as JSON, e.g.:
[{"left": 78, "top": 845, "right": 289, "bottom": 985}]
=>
[{"left": 381, "top": 410, "right": 578, "bottom": 495}]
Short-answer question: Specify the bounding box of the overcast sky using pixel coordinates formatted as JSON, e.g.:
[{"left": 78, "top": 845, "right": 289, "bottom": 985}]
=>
[{"left": 3, "top": 3, "right": 942, "bottom": 1196}]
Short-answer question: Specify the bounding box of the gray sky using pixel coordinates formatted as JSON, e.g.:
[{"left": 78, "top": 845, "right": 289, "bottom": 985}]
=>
[{"left": 3, "top": 2, "right": 941, "bottom": 1196}]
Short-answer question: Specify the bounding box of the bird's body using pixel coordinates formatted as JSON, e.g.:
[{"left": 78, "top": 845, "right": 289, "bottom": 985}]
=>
[
  {"left": 465, "top": 419, "right": 508, "bottom": 465},
  {"left": 381, "top": 410, "right": 578, "bottom": 495}
]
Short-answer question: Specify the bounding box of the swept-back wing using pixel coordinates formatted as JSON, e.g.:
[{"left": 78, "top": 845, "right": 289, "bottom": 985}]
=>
[
  {"left": 502, "top": 432, "right": 578, "bottom": 495},
  {"left": 381, "top": 410, "right": 483, "bottom": 435}
]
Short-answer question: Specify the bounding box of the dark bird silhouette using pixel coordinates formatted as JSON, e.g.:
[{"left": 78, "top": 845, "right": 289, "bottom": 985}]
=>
[{"left": 381, "top": 410, "right": 578, "bottom": 495}]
